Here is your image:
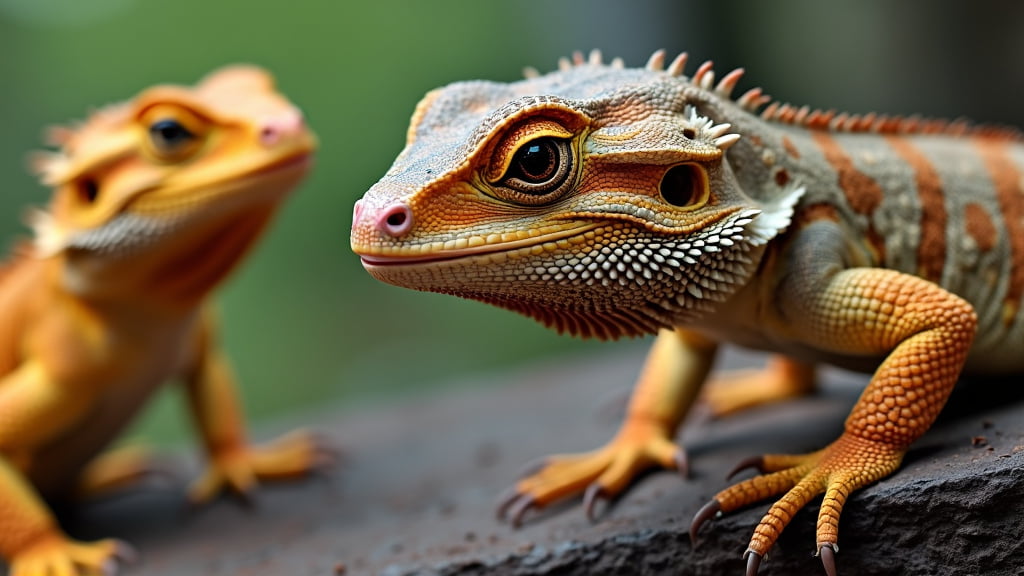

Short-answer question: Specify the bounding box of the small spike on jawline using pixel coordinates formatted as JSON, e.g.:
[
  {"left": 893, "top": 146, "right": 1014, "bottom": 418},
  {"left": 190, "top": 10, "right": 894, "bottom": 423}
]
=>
[
  {"left": 715, "top": 133, "right": 741, "bottom": 150},
  {"left": 588, "top": 49, "right": 603, "bottom": 66}
]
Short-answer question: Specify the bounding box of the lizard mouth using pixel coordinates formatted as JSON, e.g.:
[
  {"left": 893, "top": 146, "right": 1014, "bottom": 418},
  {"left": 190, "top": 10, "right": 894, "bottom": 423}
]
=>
[
  {"left": 357, "top": 222, "right": 602, "bottom": 267},
  {"left": 124, "top": 150, "right": 314, "bottom": 218},
  {"left": 247, "top": 150, "right": 314, "bottom": 179}
]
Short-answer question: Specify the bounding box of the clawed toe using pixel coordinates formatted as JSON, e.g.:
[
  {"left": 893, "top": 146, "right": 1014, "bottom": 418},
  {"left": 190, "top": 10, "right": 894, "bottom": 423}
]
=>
[
  {"left": 494, "top": 420, "right": 688, "bottom": 527},
  {"left": 582, "top": 483, "right": 610, "bottom": 521},
  {"left": 688, "top": 499, "right": 722, "bottom": 545},
  {"left": 112, "top": 540, "right": 138, "bottom": 563},
  {"left": 672, "top": 447, "right": 689, "bottom": 479},
  {"left": 819, "top": 544, "right": 837, "bottom": 576},
  {"left": 495, "top": 489, "right": 537, "bottom": 528},
  {"left": 744, "top": 549, "right": 763, "bottom": 576},
  {"left": 691, "top": 435, "right": 905, "bottom": 575}
]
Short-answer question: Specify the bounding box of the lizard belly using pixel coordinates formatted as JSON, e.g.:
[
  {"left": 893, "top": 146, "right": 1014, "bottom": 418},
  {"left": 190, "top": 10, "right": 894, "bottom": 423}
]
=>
[
  {"left": 24, "top": 318, "right": 196, "bottom": 498},
  {"left": 693, "top": 320, "right": 887, "bottom": 375}
]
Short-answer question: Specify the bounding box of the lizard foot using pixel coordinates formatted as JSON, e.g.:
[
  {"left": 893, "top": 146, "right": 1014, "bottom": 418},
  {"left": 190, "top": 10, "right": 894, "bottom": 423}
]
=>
[
  {"left": 10, "top": 535, "right": 135, "bottom": 576},
  {"left": 689, "top": 434, "right": 904, "bottom": 575},
  {"left": 497, "top": 418, "right": 685, "bottom": 526},
  {"left": 702, "top": 356, "right": 815, "bottom": 417},
  {"left": 188, "top": 429, "right": 337, "bottom": 506}
]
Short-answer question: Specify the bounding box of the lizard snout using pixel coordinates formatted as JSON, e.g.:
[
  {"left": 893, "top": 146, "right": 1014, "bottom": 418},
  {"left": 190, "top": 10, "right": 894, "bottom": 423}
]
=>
[{"left": 352, "top": 199, "right": 414, "bottom": 238}]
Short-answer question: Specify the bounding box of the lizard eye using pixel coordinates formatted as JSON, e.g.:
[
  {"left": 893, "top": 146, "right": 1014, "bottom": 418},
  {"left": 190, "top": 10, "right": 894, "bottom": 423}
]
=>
[
  {"left": 77, "top": 178, "right": 99, "bottom": 204},
  {"left": 148, "top": 119, "right": 195, "bottom": 154},
  {"left": 139, "top": 104, "right": 208, "bottom": 162},
  {"left": 495, "top": 137, "right": 574, "bottom": 205}
]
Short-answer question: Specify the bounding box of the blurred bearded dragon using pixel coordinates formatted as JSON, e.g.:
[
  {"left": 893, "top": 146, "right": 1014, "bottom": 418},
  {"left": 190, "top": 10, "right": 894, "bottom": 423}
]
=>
[{"left": 0, "top": 66, "right": 327, "bottom": 575}]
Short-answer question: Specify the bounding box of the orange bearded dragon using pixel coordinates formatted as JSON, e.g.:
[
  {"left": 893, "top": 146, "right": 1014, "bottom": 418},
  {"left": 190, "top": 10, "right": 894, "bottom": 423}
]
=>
[{"left": 0, "top": 66, "right": 322, "bottom": 575}]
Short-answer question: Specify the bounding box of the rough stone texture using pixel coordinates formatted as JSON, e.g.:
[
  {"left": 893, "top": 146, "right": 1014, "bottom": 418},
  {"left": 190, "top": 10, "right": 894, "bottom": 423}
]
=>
[{"left": 38, "top": 347, "right": 1024, "bottom": 575}]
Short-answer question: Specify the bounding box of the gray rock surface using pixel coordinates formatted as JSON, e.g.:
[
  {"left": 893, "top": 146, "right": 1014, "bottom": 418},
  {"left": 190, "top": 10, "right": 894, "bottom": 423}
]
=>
[{"left": 55, "top": 346, "right": 1024, "bottom": 576}]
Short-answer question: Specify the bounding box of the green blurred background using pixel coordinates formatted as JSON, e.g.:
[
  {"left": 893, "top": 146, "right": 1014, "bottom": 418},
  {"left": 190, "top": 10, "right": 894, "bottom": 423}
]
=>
[{"left": 0, "top": 0, "right": 1021, "bottom": 445}]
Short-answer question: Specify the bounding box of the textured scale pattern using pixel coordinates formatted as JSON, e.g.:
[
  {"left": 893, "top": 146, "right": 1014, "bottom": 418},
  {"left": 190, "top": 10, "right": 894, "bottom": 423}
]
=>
[{"left": 351, "top": 50, "right": 1019, "bottom": 575}]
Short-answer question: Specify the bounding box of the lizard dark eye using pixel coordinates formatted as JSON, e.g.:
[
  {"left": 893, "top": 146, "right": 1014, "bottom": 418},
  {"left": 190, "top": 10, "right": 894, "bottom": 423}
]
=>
[
  {"left": 660, "top": 163, "right": 709, "bottom": 209},
  {"left": 148, "top": 119, "right": 195, "bottom": 153},
  {"left": 78, "top": 178, "right": 99, "bottom": 203},
  {"left": 496, "top": 137, "right": 574, "bottom": 205},
  {"left": 512, "top": 138, "right": 560, "bottom": 183}
]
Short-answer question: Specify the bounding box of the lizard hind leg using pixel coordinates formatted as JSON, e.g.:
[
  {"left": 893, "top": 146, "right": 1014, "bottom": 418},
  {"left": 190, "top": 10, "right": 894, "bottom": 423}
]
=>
[{"left": 702, "top": 355, "right": 817, "bottom": 417}]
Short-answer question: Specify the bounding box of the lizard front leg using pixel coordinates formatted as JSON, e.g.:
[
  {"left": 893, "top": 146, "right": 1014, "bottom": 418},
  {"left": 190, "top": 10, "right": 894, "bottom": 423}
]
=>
[
  {"left": 183, "top": 309, "right": 333, "bottom": 505},
  {"left": 498, "top": 328, "right": 717, "bottom": 525},
  {"left": 0, "top": 362, "right": 132, "bottom": 575},
  {"left": 690, "top": 268, "right": 976, "bottom": 575}
]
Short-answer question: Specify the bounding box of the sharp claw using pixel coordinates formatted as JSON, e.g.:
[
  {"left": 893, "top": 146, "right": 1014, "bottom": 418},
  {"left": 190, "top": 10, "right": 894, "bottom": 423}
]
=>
[
  {"left": 494, "top": 487, "right": 520, "bottom": 521},
  {"left": 819, "top": 544, "right": 837, "bottom": 576},
  {"left": 507, "top": 494, "right": 536, "bottom": 528},
  {"left": 582, "top": 484, "right": 607, "bottom": 522},
  {"left": 744, "top": 549, "right": 763, "bottom": 576},
  {"left": 113, "top": 541, "right": 138, "bottom": 563},
  {"left": 688, "top": 499, "right": 722, "bottom": 546},
  {"left": 726, "top": 455, "right": 765, "bottom": 480},
  {"left": 495, "top": 488, "right": 537, "bottom": 528},
  {"left": 673, "top": 448, "right": 690, "bottom": 479}
]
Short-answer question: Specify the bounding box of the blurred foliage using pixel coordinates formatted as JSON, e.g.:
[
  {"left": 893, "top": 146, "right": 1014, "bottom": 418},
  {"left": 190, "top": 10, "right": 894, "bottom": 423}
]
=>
[{"left": 0, "top": 0, "right": 1021, "bottom": 445}]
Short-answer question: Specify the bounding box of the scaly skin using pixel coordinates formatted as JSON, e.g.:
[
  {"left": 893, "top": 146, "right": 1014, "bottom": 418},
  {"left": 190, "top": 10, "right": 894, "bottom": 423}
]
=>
[
  {"left": 0, "top": 66, "right": 324, "bottom": 575},
  {"left": 351, "top": 50, "right": 1016, "bottom": 574}
]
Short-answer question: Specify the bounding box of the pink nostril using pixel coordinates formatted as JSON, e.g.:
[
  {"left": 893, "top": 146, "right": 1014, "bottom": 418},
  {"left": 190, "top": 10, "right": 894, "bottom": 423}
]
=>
[
  {"left": 260, "top": 110, "right": 305, "bottom": 146},
  {"left": 376, "top": 203, "right": 414, "bottom": 237}
]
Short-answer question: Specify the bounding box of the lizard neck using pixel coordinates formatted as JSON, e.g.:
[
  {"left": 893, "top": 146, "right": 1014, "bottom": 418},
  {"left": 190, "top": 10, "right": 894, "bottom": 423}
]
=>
[{"left": 56, "top": 203, "right": 277, "bottom": 312}]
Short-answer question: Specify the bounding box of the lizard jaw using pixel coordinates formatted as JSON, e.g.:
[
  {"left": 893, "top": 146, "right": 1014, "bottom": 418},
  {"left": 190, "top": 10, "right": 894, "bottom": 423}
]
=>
[{"left": 355, "top": 222, "right": 602, "bottom": 268}]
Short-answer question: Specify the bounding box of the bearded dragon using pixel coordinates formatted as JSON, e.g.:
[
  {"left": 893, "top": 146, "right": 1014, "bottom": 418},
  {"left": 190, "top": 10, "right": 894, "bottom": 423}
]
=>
[
  {"left": 0, "top": 66, "right": 323, "bottom": 576},
  {"left": 350, "top": 50, "right": 1022, "bottom": 574}
]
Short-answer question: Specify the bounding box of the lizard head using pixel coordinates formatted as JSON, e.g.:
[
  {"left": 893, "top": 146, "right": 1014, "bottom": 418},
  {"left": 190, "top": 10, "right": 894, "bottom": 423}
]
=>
[
  {"left": 28, "top": 65, "right": 316, "bottom": 296},
  {"left": 352, "top": 51, "right": 802, "bottom": 339}
]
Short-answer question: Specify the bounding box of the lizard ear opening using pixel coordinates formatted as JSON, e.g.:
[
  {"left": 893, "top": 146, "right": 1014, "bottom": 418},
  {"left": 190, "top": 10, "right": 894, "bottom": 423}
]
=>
[{"left": 659, "top": 163, "right": 709, "bottom": 209}]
